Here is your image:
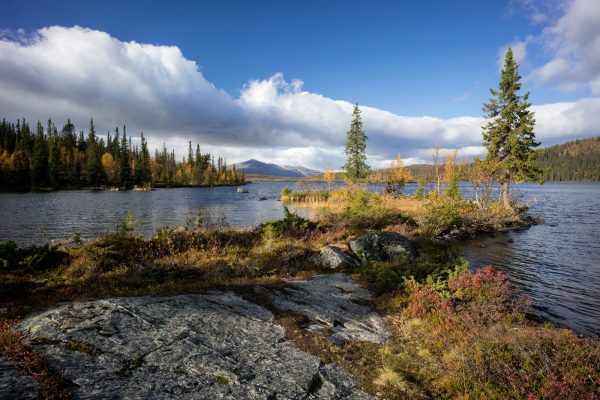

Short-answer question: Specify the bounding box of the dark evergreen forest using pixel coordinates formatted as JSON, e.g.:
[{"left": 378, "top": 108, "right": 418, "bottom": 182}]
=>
[
  {"left": 0, "top": 118, "right": 244, "bottom": 190},
  {"left": 537, "top": 136, "right": 600, "bottom": 182}
]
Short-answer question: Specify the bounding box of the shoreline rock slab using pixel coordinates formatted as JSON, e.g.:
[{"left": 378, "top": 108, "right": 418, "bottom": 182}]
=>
[
  {"left": 0, "top": 355, "right": 38, "bottom": 399},
  {"left": 17, "top": 273, "right": 382, "bottom": 399},
  {"left": 258, "top": 273, "right": 389, "bottom": 345}
]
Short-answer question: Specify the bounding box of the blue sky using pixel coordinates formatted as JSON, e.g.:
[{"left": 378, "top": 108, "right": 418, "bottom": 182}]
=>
[
  {"left": 0, "top": 0, "right": 599, "bottom": 168},
  {"left": 0, "top": 0, "right": 541, "bottom": 116}
]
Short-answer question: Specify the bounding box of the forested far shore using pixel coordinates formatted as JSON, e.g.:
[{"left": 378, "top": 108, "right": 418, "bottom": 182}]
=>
[
  {"left": 0, "top": 117, "right": 245, "bottom": 190},
  {"left": 537, "top": 136, "right": 600, "bottom": 182}
]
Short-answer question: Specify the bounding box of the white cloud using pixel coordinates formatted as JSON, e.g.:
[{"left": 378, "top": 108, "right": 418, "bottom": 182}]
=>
[
  {"left": 498, "top": 40, "right": 530, "bottom": 71},
  {"left": 0, "top": 25, "right": 598, "bottom": 171},
  {"left": 528, "top": 0, "right": 600, "bottom": 94}
]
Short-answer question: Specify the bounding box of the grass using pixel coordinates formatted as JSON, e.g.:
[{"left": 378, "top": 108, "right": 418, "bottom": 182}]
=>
[{"left": 0, "top": 319, "right": 72, "bottom": 399}]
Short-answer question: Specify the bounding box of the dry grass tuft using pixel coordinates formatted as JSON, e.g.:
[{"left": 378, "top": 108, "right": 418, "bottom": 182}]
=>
[{"left": 0, "top": 318, "right": 72, "bottom": 399}]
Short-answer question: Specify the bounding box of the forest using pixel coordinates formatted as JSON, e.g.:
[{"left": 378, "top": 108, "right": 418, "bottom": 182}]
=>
[
  {"left": 536, "top": 136, "right": 600, "bottom": 182},
  {"left": 0, "top": 118, "right": 245, "bottom": 190}
]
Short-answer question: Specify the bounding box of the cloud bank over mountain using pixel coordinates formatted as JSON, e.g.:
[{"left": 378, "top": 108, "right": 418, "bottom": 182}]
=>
[{"left": 1, "top": 18, "right": 599, "bottom": 170}]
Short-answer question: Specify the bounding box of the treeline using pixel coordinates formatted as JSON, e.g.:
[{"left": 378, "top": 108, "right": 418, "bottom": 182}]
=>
[
  {"left": 364, "top": 136, "right": 600, "bottom": 184},
  {"left": 536, "top": 136, "right": 600, "bottom": 182},
  {"left": 0, "top": 118, "right": 245, "bottom": 190}
]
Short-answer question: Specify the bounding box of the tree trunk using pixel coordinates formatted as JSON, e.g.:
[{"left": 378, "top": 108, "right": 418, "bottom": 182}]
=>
[{"left": 501, "top": 178, "right": 511, "bottom": 209}]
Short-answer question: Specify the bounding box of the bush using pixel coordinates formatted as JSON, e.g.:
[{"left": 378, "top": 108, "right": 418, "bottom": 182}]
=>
[
  {"left": 260, "top": 207, "right": 316, "bottom": 241},
  {"left": 117, "top": 210, "right": 140, "bottom": 236},
  {"left": 418, "top": 197, "right": 465, "bottom": 236},
  {"left": 0, "top": 241, "right": 69, "bottom": 274},
  {"left": 382, "top": 266, "right": 600, "bottom": 399},
  {"left": 360, "top": 256, "right": 467, "bottom": 295}
]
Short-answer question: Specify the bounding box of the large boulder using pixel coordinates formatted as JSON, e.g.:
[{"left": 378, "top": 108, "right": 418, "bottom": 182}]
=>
[
  {"left": 313, "top": 246, "right": 361, "bottom": 269},
  {"left": 349, "top": 232, "right": 416, "bottom": 263}
]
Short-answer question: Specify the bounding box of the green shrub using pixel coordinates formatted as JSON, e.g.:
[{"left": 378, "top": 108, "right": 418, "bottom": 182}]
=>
[
  {"left": 0, "top": 241, "right": 69, "bottom": 273},
  {"left": 348, "top": 190, "right": 371, "bottom": 216},
  {"left": 414, "top": 180, "right": 425, "bottom": 198},
  {"left": 360, "top": 256, "right": 468, "bottom": 294},
  {"left": 117, "top": 210, "right": 140, "bottom": 237},
  {"left": 260, "top": 207, "right": 316, "bottom": 241},
  {"left": 418, "top": 197, "right": 465, "bottom": 236},
  {"left": 0, "top": 241, "right": 17, "bottom": 269}
]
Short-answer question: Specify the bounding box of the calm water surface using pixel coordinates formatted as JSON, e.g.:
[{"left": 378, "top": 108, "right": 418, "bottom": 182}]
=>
[{"left": 0, "top": 182, "right": 598, "bottom": 336}]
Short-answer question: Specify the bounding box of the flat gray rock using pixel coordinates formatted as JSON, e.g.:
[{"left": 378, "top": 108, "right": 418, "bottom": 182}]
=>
[
  {"left": 17, "top": 273, "right": 382, "bottom": 399},
  {"left": 0, "top": 355, "right": 38, "bottom": 400},
  {"left": 259, "top": 274, "right": 390, "bottom": 345}
]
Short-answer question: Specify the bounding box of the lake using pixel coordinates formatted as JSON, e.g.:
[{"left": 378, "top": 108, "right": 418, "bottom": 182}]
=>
[{"left": 0, "top": 182, "right": 599, "bottom": 337}]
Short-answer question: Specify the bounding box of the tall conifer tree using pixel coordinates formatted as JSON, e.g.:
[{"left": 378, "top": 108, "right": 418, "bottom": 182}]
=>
[
  {"left": 119, "top": 126, "right": 131, "bottom": 188},
  {"left": 482, "top": 48, "right": 541, "bottom": 209},
  {"left": 31, "top": 120, "right": 48, "bottom": 188},
  {"left": 86, "top": 118, "right": 103, "bottom": 186},
  {"left": 342, "top": 104, "right": 370, "bottom": 183}
]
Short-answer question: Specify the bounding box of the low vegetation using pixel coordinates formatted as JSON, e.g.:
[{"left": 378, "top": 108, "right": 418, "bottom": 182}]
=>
[
  {"left": 376, "top": 265, "right": 600, "bottom": 399},
  {"left": 0, "top": 319, "right": 72, "bottom": 399}
]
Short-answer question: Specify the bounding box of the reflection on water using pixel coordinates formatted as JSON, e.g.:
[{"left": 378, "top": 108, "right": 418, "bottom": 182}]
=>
[
  {"left": 458, "top": 183, "right": 600, "bottom": 337},
  {"left": 0, "top": 181, "right": 599, "bottom": 336}
]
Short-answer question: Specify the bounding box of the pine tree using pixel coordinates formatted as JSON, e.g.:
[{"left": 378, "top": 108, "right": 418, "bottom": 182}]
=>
[
  {"left": 342, "top": 104, "right": 371, "bottom": 183},
  {"left": 483, "top": 48, "right": 541, "bottom": 209}
]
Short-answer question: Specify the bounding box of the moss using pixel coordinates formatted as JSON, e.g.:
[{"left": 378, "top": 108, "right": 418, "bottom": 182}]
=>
[
  {"left": 33, "top": 335, "right": 61, "bottom": 345},
  {"left": 65, "top": 340, "right": 101, "bottom": 356}
]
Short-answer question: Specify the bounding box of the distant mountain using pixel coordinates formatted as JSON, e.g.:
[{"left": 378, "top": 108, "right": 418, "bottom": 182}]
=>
[
  {"left": 283, "top": 165, "right": 321, "bottom": 177},
  {"left": 233, "top": 159, "right": 320, "bottom": 178}
]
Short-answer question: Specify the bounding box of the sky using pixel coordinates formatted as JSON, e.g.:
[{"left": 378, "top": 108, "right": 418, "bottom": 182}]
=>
[{"left": 0, "top": 0, "right": 599, "bottom": 170}]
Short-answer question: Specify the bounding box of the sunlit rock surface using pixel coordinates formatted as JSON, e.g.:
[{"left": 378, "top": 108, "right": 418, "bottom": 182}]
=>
[{"left": 17, "top": 273, "right": 386, "bottom": 399}]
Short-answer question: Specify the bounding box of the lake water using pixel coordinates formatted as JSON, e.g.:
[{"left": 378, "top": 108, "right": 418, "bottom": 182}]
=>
[{"left": 0, "top": 182, "right": 599, "bottom": 337}]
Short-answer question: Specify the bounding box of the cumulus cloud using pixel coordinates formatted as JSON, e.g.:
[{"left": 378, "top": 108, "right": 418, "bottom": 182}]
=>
[
  {"left": 527, "top": 0, "right": 600, "bottom": 94},
  {"left": 0, "top": 25, "right": 599, "bottom": 171},
  {"left": 498, "top": 40, "right": 530, "bottom": 70}
]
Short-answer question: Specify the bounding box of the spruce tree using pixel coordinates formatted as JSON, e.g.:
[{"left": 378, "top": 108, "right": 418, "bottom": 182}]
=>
[
  {"left": 342, "top": 103, "right": 371, "bottom": 183},
  {"left": 187, "top": 141, "right": 194, "bottom": 166},
  {"left": 119, "top": 126, "right": 131, "bottom": 188},
  {"left": 86, "top": 119, "right": 103, "bottom": 186},
  {"left": 31, "top": 121, "right": 48, "bottom": 188},
  {"left": 483, "top": 48, "right": 541, "bottom": 209},
  {"left": 134, "top": 133, "right": 151, "bottom": 186},
  {"left": 48, "top": 136, "right": 59, "bottom": 188}
]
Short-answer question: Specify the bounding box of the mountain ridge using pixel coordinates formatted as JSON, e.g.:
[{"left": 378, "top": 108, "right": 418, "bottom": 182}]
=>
[{"left": 232, "top": 159, "right": 320, "bottom": 177}]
